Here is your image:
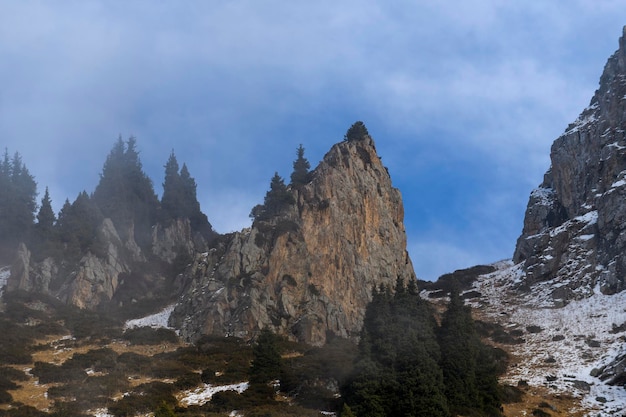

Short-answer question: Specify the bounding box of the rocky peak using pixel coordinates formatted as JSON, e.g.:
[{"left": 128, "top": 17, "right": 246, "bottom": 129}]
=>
[
  {"left": 514, "top": 26, "right": 626, "bottom": 298},
  {"left": 170, "top": 134, "right": 415, "bottom": 345}
]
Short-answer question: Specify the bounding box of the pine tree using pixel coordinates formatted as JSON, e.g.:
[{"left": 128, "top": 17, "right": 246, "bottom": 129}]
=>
[
  {"left": 161, "top": 151, "right": 182, "bottom": 219},
  {"left": 343, "top": 280, "right": 449, "bottom": 417},
  {"left": 31, "top": 187, "right": 57, "bottom": 259},
  {"left": 290, "top": 144, "right": 311, "bottom": 187},
  {"left": 36, "top": 187, "right": 56, "bottom": 237},
  {"left": 92, "top": 136, "right": 159, "bottom": 247},
  {"left": 250, "top": 328, "right": 282, "bottom": 384},
  {"left": 160, "top": 152, "right": 213, "bottom": 238},
  {"left": 250, "top": 172, "right": 295, "bottom": 222},
  {"left": 56, "top": 192, "right": 104, "bottom": 260},
  {"left": 344, "top": 121, "right": 369, "bottom": 142},
  {"left": 0, "top": 150, "right": 38, "bottom": 254},
  {"left": 438, "top": 289, "right": 502, "bottom": 416}
]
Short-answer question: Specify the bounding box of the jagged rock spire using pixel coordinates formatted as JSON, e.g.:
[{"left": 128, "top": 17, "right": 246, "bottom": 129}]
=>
[{"left": 171, "top": 133, "right": 415, "bottom": 345}]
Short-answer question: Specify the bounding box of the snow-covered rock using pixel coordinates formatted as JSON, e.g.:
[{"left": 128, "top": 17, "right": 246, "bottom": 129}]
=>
[
  {"left": 179, "top": 382, "right": 249, "bottom": 406},
  {"left": 124, "top": 304, "right": 176, "bottom": 329},
  {"left": 0, "top": 265, "right": 9, "bottom": 296}
]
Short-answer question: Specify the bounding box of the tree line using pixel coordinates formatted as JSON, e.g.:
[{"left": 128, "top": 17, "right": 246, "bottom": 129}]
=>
[{"left": 0, "top": 137, "right": 212, "bottom": 263}]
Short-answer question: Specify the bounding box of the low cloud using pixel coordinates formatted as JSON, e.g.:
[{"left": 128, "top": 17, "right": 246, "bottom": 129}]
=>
[{"left": 1, "top": 1, "right": 624, "bottom": 277}]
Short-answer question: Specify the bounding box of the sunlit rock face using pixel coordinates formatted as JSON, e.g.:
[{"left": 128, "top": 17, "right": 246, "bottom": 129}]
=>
[
  {"left": 514, "top": 26, "right": 626, "bottom": 299},
  {"left": 171, "top": 136, "right": 415, "bottom": 345}
]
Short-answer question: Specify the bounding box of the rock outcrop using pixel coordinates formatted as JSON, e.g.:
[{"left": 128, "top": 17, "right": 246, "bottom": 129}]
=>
[
  {"left": 170, "top": 135, "right": 415, "bottom": 345},
  {"left": 514, "top": 26, "right": 626, "bottom": 300},
  {"left": 6, "top": 217, "right": 204, "bottom": 309}
]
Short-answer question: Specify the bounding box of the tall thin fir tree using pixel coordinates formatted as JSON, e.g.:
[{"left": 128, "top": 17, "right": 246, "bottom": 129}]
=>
[
  {"left": 290, "top": 144, "right": 311, "bottom": 187},
  {"left": 36, "top": 187, "right": 56, "bottom": 237},
  {"left": 161, "top": 151, "right": 182, "bottom": 219}
]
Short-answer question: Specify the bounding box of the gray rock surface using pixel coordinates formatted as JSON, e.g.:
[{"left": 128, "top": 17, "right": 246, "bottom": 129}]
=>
[{"left": 514, "top": 26, "right": 626, "bottom": 298}]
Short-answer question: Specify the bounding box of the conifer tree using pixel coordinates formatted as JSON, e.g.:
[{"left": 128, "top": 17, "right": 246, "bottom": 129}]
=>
[
  {"left": 250, "top": 172, "right": 295, "bottom": 222},
  {"left": 438, "top": 289, "right": 502, "bottom": 416},
  {"left": 290, "top": 144, "right": 311, "bottom": 187},
  {"left": 250, "top": 328, "right": 282, "bottom": 384},
  {"left": 57, "top": 191, "right": 104, "bottom": 260},
  {"left": 36, "top": 187, "right": 56, "bottom": 236},
  {"left": 0, "top": 150, "right": 38, "bottom": 253},
  {"left": 161, "top": 151, "right": 182, "bottom": 219},
  {"left": 343, "top": 280, "right": 449, "bottom": 417},
  {"left": 32, "top": 187, "right": 57, "bottom": 258},
  {"left": 438, "top": 289, "right": 480, "bottom": 413},
  {"left": 92, "top": 136, "right": 159, "bottom": 247},
  {"left": 160, "top": 152, "right": 213, "bottom": 238},
  {"left": 344, "top": 121, "right": 369, "bottom": 142}
]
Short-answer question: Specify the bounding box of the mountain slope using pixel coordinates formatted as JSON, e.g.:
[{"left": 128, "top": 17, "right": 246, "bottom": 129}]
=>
[
  {"left": 460, "top": 26, "right": 626, "bottom": 417},
  {"left": 466, "top": 261, "right": 626, "bottom": 416}
]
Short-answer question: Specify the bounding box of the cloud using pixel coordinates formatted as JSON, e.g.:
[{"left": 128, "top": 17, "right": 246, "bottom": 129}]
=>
[{"left": 0, "top": 1, "right": 625, "bottom": 278}]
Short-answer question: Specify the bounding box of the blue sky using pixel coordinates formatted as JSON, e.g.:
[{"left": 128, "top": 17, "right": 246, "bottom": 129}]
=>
[{"left": 0, "top": 1, "right": 624, "bottom": 280}]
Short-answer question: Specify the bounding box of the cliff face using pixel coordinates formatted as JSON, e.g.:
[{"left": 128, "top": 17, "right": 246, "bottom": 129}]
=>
[
  {"left": 7, "top": 218, "right": 204, "bottom": 309},
  {"left": 514, "top": 26, "right": 626, "bottom": 300},
  {"left": 170, "top": 136, "right": 415, "bottom": 345}
]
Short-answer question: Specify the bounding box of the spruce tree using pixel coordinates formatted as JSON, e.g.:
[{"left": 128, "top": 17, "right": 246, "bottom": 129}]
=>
[
  {"left": 92, "top": 136, "right": 159, "bottom": 247},
  {"left": 250, "top": 172, "right": 295, "bottom": 222},
  {"left": 290, "top": 144, "right": 311, "bottom": 187},
  {"left": 438, "top": 289, "right": 502, "bottom": 416},
  {"left": 343, "top": 280, "right": 449, "bottom": 417},
  {"left": 438, "top": 289, "right": 479, "bottom": 413},
  {"left": 36, "top": 187, "right": 56, "bottom": 237},
  {"left": 0, "top": 150, "right": 38, "bottom": 253},
  {"left": 56, "top": 192, "right": 104, "bottom": 260},
  {"left": 161, "top": 151, "right": 182, "bottom": 219},
  {"left": 31, "top": 187, "right": 57, "bottom": 259},
  {"left": 344, "top": 121, "right": 369, "bottom": 142},
  {"left": 160, "top": 152, "right": 213, "bottom": 238},
  {"left": 250, "top": 328, "right": 282, "bottom": 384}
]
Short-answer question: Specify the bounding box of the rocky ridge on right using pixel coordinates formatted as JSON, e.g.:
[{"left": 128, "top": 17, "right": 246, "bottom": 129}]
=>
[{"left": 514, "top": 26, "right": 626, "bottom": 301}]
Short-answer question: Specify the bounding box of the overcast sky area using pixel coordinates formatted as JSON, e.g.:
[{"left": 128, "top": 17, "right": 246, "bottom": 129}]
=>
[{"left": 1, "top": 2, "right": 624, "bottom": 280}]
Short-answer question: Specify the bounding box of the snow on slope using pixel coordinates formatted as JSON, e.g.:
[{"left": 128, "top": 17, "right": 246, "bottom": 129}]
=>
[
  {"left": 469, "top": 261, "right": 626, "bottom": 416},
  {"left": 179, "top": 382, "right": 249, "bottom": 406},
  {"left": 124, "top": 304, "right": 176, "bottom": 329},
  {"left": 0, "top": 265, "right": 9, "bottom": 296}
]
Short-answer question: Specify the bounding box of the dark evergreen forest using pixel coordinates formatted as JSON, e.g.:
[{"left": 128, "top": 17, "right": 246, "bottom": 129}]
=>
[{"left": 341, "top": 278, "right": 503, "bottom": 417}]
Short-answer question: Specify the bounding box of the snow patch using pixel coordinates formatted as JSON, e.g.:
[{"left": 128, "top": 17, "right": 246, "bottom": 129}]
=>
[
  {"left": 530, "top": 187, "right": 556, "bottom": 206},
  {"left": 566, "top": 103, "right": 599, "bottom": 134},
  {"left": 124, "top": 304, "right": 176, "bottom": 329},
  {"left": 0, "top": 265, "right": 10, "bottom": 296},
  {"left": 180, "top": 382, "right": 249, "bottom": 406},
  {"left": 92, "top": 409, "right": 114, "bottom": 417}
]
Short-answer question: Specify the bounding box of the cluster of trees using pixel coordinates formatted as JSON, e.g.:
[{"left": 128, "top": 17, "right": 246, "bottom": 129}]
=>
[
  {"left": 0, "top": 150, "right": 37, "bottom": 259},
  {"left": 250, "top": 144, "right": 311, "bottom": 223},
  {"left": 0, "top": 137, "right": 212, "bottom": 263},
  {"left": 341, "top": 279, "right": 502, "bottom": 417}
]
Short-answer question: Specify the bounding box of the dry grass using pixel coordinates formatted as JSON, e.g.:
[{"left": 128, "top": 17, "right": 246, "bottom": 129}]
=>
[
  {"left": 3, "top": 334, "right": 185, "bottom": 411},
  {"left": 503, "top": 386, "right": 591, "bottom": 417}
]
